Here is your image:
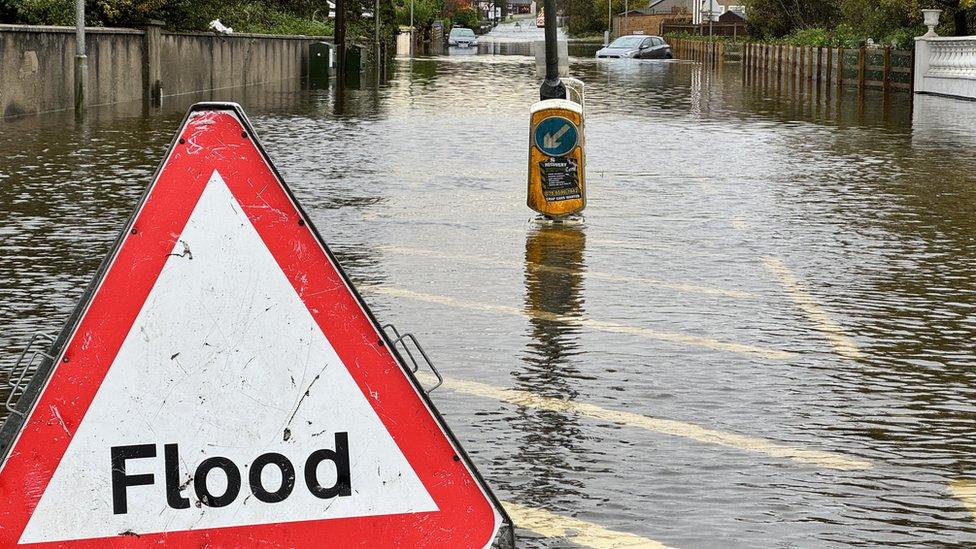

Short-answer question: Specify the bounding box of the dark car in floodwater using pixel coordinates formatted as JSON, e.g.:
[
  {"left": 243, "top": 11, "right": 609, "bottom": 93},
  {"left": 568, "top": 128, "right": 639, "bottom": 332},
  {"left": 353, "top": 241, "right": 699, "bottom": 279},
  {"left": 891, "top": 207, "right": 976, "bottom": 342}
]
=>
[{"left": 595, "top": 35, "right": 672, "bottom": 59}]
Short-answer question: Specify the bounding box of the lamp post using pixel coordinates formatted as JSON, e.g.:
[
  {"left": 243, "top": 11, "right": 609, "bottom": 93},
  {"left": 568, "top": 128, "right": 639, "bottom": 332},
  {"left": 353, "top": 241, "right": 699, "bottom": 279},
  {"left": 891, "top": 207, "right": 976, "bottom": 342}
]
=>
[
  {"left": 74, "top": 0, "right": 86, "bottom": 116},
  {"left": 336, "top": 0, "right": 346, "bottom": 84},
  {"left": 538, "top": 0, "right": 565, "bottom": 99},
  {"left": 410, "top": 0, "right": 414, "bottom": 56},
  {"left": 374, "top": 0, "right": 380, "bottom": 80}
]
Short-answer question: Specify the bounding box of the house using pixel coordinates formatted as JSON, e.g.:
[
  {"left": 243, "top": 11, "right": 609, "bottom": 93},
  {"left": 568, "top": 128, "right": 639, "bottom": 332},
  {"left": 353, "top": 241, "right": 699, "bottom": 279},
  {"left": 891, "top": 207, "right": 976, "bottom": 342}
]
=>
[
  {"left": 718, "top": 9, "right": 746, "bottom": 23},
  {"left": 693, "top": 0, "right": 746, "bottom": 23},
  {"left": 614, "top": 0, "right": 691, "bottom": 37}
]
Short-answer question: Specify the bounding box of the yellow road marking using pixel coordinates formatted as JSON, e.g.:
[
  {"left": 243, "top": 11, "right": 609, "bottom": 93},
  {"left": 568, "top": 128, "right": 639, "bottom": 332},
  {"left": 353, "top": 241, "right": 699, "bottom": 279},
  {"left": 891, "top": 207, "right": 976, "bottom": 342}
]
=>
[
  {"left": 762, "top": 257, "right": 865, "bottom": 360},
  {"left": 378, "top": 245, "right": 756, "bottom": 299},
  {"left": 502, "top": 501, "right": 674, "bottom": 548},
  {"left": 493, "top": 228, "right": 718, "bottom": 257},
  {"left": 364, "top": 286, "right": 793, "bottom": 360},
  {"left": 418, "top": 373, "right": 872, "bottom": 471},
  {"left": 950, "top": 480, "right": 976, "bottom": 518}
]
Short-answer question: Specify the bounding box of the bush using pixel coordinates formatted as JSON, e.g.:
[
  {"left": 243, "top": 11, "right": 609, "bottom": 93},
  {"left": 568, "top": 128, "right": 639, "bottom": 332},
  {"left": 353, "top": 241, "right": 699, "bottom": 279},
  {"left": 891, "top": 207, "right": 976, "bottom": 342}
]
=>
[
  {"left": 830, "top": 23, "right": 862, "bottom": 48},
  {"left": 1, "top": 0, "right": 337, "bottom": 35},
  {"left": 780, "top": 23, "right": 864, "bottom": 48},
  {"left": 9, "top": 0, "right": 74, "bottom": 25},
  {"left": 882, "top": 26, "right": 921, "bottom": 49},
  {"left": 451, "top": 6, "right": 477, "bottom": 29},
  {"left": 217, "top": 2, "right": 332, "bottom": 35},
  {"left": 785, "top": 27, "right": 831, "bottom": 47}
]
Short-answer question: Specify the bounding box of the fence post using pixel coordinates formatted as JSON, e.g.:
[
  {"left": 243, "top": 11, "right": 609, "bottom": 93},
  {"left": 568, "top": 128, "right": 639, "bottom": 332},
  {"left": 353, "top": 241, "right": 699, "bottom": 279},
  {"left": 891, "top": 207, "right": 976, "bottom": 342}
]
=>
[
  {"left": 806, "top": 46, "right": 812, "bottom": 85},
  {"left": 883, "top": 46, "right": 891, "bottom": 93},
  {"left": 857, "top": 45, "right": 866, "bottom": 92},
  {"left": 799, "top": 46, "right": 804, "bottom": 87},
  {"left": 764, "top": 44, "right": 769, "bottom": 78},
  {"left": 816, "top": 46, "right": 823, "bottom": 90},
  {"left": 792, "top": 45, "right": 797, "bottom": 82},
  {"left": 778, "top": 45, "right": 783, "bottom": 86},
  {"left": 837, "top": 47, "right": 844, "bottom": 93},
  {"left": 826, "top": 47, "right": 833, "bottom": 89}
]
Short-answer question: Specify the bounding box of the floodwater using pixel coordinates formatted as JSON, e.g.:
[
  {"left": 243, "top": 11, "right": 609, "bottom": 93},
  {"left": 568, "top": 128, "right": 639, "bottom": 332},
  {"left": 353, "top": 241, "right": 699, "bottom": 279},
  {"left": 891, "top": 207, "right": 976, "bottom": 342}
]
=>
[{"left": 3, "top": 31, "right": 976, "bottom": 548}]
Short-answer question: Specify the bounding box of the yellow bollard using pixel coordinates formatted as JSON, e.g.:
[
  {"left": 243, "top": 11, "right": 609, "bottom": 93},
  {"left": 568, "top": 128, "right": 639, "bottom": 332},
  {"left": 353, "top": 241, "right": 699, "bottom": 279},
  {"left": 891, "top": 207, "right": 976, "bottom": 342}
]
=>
[{"left": 526, "top": 99, "right": 586, "bottom": 218}]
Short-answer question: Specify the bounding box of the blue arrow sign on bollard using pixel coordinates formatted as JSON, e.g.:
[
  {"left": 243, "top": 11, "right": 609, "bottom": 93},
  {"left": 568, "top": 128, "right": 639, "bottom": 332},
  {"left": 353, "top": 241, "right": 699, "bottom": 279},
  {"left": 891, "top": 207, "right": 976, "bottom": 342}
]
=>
[{"left": 533, "top": 116, "right": 579, "bottom": 157}]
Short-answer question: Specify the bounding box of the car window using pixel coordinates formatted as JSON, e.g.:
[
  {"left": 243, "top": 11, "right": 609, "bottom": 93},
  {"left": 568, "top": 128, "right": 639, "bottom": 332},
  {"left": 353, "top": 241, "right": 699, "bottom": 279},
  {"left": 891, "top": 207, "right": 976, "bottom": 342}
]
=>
[
  {"left": 450, "top": 28, "right": 475, "bottom": 38},
  {"left": 642, "top": 38, "right": 653, "bottom": 48},
  {"left": 652, "top": 37, "right": 663, "bottom": 46},
  {"left": 608, "top": 36, "right": 643, "bottom": 48}
]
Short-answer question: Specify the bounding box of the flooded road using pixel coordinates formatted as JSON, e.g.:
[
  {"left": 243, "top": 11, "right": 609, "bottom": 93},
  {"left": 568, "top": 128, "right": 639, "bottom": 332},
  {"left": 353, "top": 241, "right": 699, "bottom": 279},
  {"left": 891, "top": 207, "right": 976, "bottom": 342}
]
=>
[{"left": 3, "top": 42, "right": 976, "bottom": 547}]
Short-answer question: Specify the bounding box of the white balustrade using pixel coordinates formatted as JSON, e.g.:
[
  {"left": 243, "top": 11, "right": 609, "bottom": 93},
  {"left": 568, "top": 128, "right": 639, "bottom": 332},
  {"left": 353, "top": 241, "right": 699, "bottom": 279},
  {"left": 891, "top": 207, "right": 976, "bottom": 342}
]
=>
[{"left": 915, "top": 35, "right": 976, "bottom": 99}]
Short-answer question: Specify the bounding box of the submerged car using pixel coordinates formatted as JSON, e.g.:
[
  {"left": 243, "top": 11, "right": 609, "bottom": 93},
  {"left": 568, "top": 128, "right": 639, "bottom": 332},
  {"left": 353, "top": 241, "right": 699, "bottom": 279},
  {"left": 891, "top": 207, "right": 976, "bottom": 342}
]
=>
[
  {"left": 448, "top": 27, "right": 478, "bottom": 47},
  {"left": 595, "top": 35, "right": 672, "bottom": 59}
]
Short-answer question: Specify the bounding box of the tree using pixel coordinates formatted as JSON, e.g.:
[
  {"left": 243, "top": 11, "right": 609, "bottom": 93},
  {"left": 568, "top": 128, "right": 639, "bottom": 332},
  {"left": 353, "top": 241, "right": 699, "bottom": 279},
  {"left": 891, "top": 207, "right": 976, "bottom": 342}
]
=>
[
  {"left": 839, "top": 0, "right": 921, "bottom": 40},
  {"left": 929, "top": 0, "right": 976, "bottom": 35},
  {"left": 743, "top": 0, "right": 841, "bottom": 38},
  {"left": 567, "top": 0, "right": 600, "bottom": 34}
]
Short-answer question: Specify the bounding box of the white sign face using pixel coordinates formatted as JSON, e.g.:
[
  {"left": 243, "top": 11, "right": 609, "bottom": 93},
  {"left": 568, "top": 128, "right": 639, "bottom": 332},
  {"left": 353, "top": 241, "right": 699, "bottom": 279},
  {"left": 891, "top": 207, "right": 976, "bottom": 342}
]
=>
[{"left": 20, "top": 171, "right": 437, "bottom": 544}]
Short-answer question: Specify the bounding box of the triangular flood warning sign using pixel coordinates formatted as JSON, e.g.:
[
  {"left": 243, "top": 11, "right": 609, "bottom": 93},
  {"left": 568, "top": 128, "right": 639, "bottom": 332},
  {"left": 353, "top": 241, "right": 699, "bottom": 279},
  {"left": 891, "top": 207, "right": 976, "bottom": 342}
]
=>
[{"left": 0, "top": 103, "right": 509, "bottom": 548}]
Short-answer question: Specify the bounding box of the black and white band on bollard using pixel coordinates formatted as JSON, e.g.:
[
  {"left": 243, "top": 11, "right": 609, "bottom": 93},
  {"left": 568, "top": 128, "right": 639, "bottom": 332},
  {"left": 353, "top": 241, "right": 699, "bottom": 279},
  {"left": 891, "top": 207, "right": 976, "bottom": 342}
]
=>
[
  {"left": 528, "top": 0, "right": 586, "bottom": 218},
  {"left": 0, "top": 103, "right": 513, "bottom": 548}
]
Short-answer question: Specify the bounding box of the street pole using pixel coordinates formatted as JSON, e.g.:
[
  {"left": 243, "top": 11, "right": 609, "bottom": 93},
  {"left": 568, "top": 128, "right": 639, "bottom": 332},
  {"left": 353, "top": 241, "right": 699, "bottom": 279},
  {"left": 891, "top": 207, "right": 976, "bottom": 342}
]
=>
[
  {"left": 336, "top": 0, "right": 346, "bottom": 85},
  {"left": 410, "top": 0, "right": 414, "bottom": 57},
  {"left": 707, "top": 1, "right": 713, "bottom": 40},
  {"left": 538, "top": 0, "right": 565, "bottom": 100},
  {"left": 374, "top": 0, "right": 380, "bottom": 80},
  {"left": 624, "top": 0, "right": 628, "bottom": 37},
  {"left": 606, "top": 0, "right": 611, "bottom": 45},
  {"left": 74, "top": 0, "right": 87, "bottom": 116}
]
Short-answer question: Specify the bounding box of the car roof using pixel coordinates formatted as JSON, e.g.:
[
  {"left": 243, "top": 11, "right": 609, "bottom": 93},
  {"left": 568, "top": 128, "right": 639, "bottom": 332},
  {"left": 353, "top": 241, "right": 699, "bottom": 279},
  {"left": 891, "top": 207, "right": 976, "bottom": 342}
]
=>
[{"left": 620, "top": 34, "right": 662, "bottom": 39}]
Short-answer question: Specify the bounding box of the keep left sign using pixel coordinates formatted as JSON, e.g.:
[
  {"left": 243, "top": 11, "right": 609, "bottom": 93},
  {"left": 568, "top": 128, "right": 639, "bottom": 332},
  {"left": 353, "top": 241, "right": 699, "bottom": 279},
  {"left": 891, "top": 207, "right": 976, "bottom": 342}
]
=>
[{"left": 0, "top": 103, "right": 511, "bottom": 548}]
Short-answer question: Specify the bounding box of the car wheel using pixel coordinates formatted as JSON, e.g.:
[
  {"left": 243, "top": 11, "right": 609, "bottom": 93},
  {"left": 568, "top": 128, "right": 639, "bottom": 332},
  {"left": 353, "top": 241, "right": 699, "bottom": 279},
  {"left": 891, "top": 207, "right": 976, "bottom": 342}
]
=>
[{"left": 665, "top": 52, "right": 673, "bottom": 59}]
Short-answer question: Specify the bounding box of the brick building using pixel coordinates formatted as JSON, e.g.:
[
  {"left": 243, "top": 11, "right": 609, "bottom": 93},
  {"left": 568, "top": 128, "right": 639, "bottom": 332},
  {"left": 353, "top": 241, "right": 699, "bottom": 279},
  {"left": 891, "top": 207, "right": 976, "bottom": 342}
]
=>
[{"left": 613, "top": 0, "right": 692, "bottom": 37}]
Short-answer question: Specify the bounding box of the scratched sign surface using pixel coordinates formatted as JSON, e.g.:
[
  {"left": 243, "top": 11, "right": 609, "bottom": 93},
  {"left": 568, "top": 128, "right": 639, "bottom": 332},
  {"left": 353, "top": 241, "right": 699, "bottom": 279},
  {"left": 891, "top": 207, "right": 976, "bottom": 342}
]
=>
[{"left": 0, "top": 103, "right": 507, "bottom": 547}]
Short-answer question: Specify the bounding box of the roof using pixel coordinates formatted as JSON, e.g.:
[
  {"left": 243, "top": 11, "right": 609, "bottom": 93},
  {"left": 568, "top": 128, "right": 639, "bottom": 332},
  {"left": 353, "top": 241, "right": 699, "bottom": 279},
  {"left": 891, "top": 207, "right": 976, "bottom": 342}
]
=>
[
  {"left": 718, "top": 9, "right": 746, "bottom": 21},
  {"left": 620, "top": 0, "right": 692, "bottom": 15}
]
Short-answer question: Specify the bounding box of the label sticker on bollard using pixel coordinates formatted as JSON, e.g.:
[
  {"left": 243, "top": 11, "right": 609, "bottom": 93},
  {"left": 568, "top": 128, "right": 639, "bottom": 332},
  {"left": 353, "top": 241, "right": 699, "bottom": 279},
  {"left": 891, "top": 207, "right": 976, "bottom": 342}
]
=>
[{"left": 0, "top": 103, "right": 510, "bottom": 548}]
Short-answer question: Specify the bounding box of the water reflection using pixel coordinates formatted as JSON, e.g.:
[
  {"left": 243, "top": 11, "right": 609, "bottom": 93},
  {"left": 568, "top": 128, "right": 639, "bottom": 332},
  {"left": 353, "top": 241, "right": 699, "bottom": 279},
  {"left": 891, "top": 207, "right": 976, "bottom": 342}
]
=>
[
  {"left": 4, "top": 41, "right": 976, "bottom": 546},
  {"left": 508, "top": 221, "right": 587, "bottom": 507}
]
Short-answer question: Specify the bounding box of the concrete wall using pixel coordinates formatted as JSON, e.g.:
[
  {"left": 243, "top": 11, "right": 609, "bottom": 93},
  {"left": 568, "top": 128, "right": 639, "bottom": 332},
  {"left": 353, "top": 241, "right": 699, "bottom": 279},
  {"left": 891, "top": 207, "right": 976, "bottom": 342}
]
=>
[
  {"left": 0, "top": 26, "right": 145, "bottom": 118},
  {"left": 0, "top": 24, "right": 328, "bottom": 119},
  {"left": 159, "top": 32, "right": 309, "bottom": 98}
]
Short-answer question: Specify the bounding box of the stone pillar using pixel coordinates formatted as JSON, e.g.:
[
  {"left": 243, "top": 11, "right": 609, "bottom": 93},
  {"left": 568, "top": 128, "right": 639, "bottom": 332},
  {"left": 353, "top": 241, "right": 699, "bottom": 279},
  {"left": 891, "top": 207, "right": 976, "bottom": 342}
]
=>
[
  {"left": 913, "top": 37, "right": 929, "bottom": 95},
  {"left": 143, "top": 20, "right": 163, "bottom": 105}
]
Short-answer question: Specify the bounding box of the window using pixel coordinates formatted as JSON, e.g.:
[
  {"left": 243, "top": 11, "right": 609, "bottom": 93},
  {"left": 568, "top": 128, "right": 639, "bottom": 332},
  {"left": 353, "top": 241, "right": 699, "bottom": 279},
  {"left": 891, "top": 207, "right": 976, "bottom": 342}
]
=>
[{"left": 609, "top": 36, "right": 644, "bottom": 48}]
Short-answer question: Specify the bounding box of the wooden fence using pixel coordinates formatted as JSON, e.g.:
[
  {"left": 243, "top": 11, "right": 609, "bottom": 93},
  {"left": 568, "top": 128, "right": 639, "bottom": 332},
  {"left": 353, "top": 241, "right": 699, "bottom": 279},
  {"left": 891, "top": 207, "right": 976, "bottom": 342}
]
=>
[
  {"left": 666, "top": 38, "right": 914, "bottom": 94},
  {"left": 668, "top": 38, "right": 728, "bottom": 68},
  {"left": 741, "top": 43, "right": 913, "bottom": 93},
  {"left": 661, "top": 22, "right": 748, "bottom": 39}
]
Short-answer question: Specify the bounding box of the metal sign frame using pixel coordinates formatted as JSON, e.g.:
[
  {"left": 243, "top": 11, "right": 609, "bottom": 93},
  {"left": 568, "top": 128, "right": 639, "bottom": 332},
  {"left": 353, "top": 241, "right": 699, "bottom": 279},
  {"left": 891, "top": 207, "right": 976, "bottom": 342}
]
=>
[{"left": 0, "top": 102, "right": 514, "bottom": 548}]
